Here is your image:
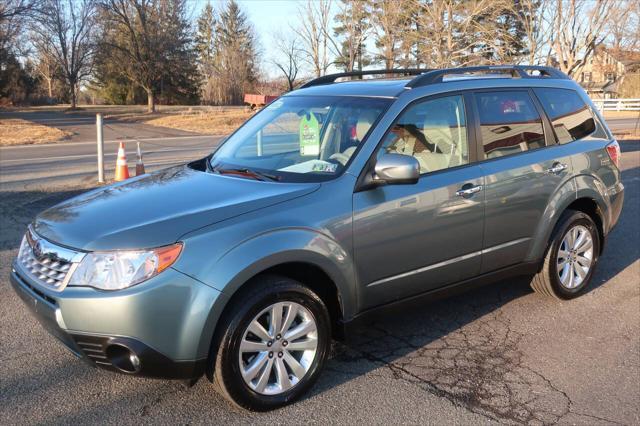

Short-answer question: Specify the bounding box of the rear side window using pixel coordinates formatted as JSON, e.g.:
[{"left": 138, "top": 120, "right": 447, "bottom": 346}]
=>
[
  {"left": 533, "top": 88, "right": 595, "bottom": 143},
  {"left": 475, "top": 91, "right": 545, "bottom": 159}
]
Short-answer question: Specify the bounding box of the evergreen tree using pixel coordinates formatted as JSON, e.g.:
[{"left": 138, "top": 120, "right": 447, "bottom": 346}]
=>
[
  {"left": 195, "top": 2, "right": 216, "bottom": 69},
  {"left": 333, "top": 0, "right": 372, "bottom": 72},
  {"left": 214, "top": 0, "right": 257, "bottom": 105},
  {"left": 474, "top": 1, "right": 530, "bottom": 64},
  {"left": 0, "top": 47, "right": 37, "bottom": 104},
  {"left": 195, "top": 2, "right": 218, "bottom": 103}
]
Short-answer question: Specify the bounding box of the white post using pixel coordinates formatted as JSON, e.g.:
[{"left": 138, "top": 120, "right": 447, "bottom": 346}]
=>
[
  {"left": 96, "top": 113, "right": 105, "bottom": 183},
  {"left": 257, "top": 130, "right": 263, "bottom": 156}
]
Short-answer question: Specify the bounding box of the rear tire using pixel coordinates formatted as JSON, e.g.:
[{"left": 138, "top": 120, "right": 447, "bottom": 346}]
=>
[
  {"left": 211, "top": 275, "right": 331, "bottom": 411},
  {"left": 531, "top": 210, "right": 600, "bottom": 300}
]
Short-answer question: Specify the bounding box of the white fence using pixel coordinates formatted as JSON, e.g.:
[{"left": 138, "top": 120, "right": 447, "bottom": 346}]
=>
[{"left": 592, "top": 98, "right": 640, "bottom": 111}]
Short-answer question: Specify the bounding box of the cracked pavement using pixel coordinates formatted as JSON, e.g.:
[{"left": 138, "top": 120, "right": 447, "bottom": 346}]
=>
[{"left": 0, "top": 142, "right": 638, "bottom": 425}]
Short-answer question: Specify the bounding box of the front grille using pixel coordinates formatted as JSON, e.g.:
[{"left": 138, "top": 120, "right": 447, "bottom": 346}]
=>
[
  {"left": 18, "top": 247, "right": 71, "bottom": 288},
  {"left": 17, "top": 226, "right": 83, "bottom": 291}
]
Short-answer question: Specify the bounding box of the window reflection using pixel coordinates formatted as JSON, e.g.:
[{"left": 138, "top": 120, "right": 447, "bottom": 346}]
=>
[{"left": 475, "top": 91, "right": 545, "bottom": 158}]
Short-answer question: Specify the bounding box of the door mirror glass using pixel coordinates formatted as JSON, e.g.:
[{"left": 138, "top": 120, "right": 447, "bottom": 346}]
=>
[{"left": 374, "top": 153, "right": 420, "bottom": 185}]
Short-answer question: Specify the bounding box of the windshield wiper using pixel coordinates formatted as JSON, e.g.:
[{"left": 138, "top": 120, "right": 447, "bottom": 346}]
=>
[{"left": 212, "top": 166, "right": 280, "bottom": 182}]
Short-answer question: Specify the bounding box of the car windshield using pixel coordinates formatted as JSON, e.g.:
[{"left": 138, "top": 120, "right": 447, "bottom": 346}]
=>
[{"left": 209, "top": 95, "right": 391, "bottom": 182}]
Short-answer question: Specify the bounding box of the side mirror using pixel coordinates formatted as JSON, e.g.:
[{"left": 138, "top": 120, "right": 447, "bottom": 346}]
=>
[{"left": 373, "top": 153, "right": 420, "bottom": 185}]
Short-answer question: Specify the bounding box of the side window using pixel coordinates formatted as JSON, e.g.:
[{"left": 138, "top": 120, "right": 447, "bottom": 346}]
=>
[
  {"left": 377, "top": 95, "right": 469, "bottom": 174},
  {"left": 533, "top": 88, "right": 596, "bottom": 144},
  {"left": 475, "top": 91, "right": 545, "bottom": 159}
]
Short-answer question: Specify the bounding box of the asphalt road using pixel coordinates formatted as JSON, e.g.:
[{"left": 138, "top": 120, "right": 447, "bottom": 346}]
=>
[
  {"left": 0, "top": 109, "right": 638, "bottom": 190},
  {"left": 606, "top": 116, "right": 640, "bottom": 134},
  {"left": 0, "top": 110, "right": 221, "bottom": 190},
  {"left": 0, "top": 111, "right": 638, "bottom": 425}
]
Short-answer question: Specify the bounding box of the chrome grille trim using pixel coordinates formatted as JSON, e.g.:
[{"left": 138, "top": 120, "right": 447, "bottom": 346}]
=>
[{"left": 17, "top": 226, "right": 84, "bottom": 292}]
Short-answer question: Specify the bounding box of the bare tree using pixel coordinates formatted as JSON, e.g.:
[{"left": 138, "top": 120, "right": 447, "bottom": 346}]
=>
[
  {"left": 33, "top": 41, "right": 57, "bottom": 98},
  {"left": 1, "top": 0, "right": 41, "bottom": 53},
  {"left": 411, "top": 0, "right": 508, "bottom": 68},
  {"left": 293, "top": 0, "right": 334, "bottom": 77},
  {"left": 98, "top": 0, "right": 197, "bottom": 112},
  {"left": 548, "top": 0, "right": 616, "bottom": 77},
  {"left": 607, "top": 0, "right": 640, "bottom": 55},
  {"left": 33, "top": 0, "right": 96, "bottom": 109},
  {"left": 271, "top": 31, "right": 303, "bottom": 91},
  {"left": 0, "top": 0, "right": 40, "bottom": 20},
  {"left": 98, "top": 0, "right": 165, "bottom": 112}
]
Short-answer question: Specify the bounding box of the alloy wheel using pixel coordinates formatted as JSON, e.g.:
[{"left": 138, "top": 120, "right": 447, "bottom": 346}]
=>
[
  {"left": 557, "top": 224, "right": 594, "bottom": 289},
  {"left": 238, "top": 301, "right": 318, "bottom": 395}
]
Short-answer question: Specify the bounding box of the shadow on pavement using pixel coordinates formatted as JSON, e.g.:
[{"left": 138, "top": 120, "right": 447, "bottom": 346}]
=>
[{"left": 0, "top": 188, "right": 90, "bottom": 250}]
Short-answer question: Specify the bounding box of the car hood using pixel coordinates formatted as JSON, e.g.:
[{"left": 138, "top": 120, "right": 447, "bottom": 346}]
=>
[{"left": 33, "top": 165, "right": 319, "bottom": 251}]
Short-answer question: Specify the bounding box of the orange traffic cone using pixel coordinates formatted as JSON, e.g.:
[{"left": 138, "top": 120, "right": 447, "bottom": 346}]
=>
[
  {"left": 114, "top": 142, "right": 130, "bottom": 181},
  {"left": 135, "top": 141, "right": 145, "bottom": 176}
]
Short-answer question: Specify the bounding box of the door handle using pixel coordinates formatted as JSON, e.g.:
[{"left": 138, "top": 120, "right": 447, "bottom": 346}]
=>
[
  {"left": 546, "top": 162, "right": 568, "bottom": 174},
  {"left": 456, "top": 184, "right": 483, "bottom": 197}
]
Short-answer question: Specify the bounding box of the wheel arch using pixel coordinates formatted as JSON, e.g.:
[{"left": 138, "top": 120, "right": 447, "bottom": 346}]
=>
[
  {"left": 564, "top": 197, "right": 605, "bottom": 254},
  {"left": 195, "top": 228, "right": 356, "bottom": 377},
  {"left": 527, "top": 170, "right": 611, "bottom": 263},
  {"left": 203, "top": 260, "right": 347, "bottom": 382},
  {"left": 528, "top": 192, "right": 606, "bottom": 268}
]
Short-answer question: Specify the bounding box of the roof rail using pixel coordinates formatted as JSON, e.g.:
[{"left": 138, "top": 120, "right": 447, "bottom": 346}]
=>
[
  {"left": 406, "top": 65, "right": 569, "bottom": 88},
  {"left": 300, "top": 69, "right": 430, "bottom": 89}
]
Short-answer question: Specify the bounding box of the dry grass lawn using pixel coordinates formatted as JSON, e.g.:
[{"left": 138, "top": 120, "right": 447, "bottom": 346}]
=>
[
  {"left": 146, "top": 109, "right": 254, "bottom": 135},
  {"left": 614, "top": 129, "right": 640, "bottom": 140},
  {"left": 0, "top": 118, "right": 73, "bottom": 146}
]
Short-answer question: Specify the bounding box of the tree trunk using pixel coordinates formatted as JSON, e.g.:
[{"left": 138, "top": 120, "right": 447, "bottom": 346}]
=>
[
  {"left": 70, "top": 82, "right": 77, "bottom": 109},
  {"left": 47, "top": 78, "right": 53, "bottom": 98},
  {"left": 146, "top": 88, "right": 155, "bottom": 113}
]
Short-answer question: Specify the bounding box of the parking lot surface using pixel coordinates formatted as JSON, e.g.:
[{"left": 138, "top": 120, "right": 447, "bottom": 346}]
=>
[{"left": 0, "top": 142, "right": 638, "bottom": 425}]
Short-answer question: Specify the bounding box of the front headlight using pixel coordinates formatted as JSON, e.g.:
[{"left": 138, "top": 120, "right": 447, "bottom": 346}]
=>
[{"left": 69, "top": 243, "right": 183, "bottom": 290}]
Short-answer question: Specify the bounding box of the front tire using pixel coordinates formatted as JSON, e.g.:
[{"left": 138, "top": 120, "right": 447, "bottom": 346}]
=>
[
  {"left": 211, "top": 275, "right": 331, "bottom": 411},
  {"left": 531, "top": 210, "right": 600, "bottom": 299}
]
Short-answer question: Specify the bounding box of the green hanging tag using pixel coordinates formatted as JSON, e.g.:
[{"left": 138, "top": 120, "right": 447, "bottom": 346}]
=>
[{"left": 299, "top": 113, "right": 320, "bottom": 156}]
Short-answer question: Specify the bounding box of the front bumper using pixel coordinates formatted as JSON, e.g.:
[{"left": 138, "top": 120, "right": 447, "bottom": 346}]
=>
[{"left": 10, "top": 263, "right": 223, "bottom": 380}]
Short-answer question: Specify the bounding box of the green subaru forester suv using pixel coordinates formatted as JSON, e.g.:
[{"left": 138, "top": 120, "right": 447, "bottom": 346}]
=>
[{"left": 11, "top": 66, "right": 624, "bottom": 410}]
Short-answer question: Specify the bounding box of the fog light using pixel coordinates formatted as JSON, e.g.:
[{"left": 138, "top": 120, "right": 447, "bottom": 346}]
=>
[
  {"left": 129, "top": 353, "right": 141, "bottom": 371},
  {"left": 106, "top": 344, "right": 141, "bottom": 373}
]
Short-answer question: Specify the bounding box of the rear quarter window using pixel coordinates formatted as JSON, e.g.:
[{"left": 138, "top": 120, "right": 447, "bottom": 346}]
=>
[{"left": 533, "top": 88, "right": 596, "bottom": 143}]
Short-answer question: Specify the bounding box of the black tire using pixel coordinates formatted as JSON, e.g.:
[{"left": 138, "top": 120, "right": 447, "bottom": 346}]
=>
[
  {"left": 531, "top": 210, "right": 600, "bottom": 300},
  {"left": 211, "top": 275, "right": 331, "bottom": 411}
]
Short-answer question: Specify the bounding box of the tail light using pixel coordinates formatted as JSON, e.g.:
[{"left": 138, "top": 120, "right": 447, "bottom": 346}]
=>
[{"left": 606, "top": 140, "right": 621, "bottom": 168}]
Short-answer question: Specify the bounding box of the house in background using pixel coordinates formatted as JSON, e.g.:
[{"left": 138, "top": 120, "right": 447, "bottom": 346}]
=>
[{"left": 578, "top": 48, "right": 640, "bottom": 99}]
